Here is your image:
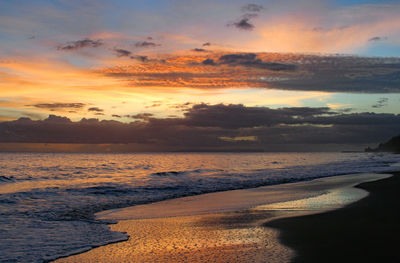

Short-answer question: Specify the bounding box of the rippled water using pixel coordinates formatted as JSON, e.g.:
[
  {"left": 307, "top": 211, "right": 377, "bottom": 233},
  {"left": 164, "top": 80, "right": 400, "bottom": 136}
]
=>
[{"left": 0, "top": 152, "right": 399, "bottom": 262}]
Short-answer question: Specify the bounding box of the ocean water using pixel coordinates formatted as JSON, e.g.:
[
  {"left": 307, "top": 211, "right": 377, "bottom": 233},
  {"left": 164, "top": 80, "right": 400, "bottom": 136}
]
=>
[{"left": 0, "top": 152, "right": 399, "bottom": 262}]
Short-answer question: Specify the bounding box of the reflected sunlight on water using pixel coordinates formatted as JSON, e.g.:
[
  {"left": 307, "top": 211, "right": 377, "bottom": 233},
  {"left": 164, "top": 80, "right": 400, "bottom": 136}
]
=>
[{"left": 0, "top": 152, "right": 398, "bottom": 262}]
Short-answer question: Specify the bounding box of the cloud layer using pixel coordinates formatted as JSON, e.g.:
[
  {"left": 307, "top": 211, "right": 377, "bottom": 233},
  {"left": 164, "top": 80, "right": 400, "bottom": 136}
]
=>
[
  {"left": 100, "top": 52, "right": 400, "bottom": 93},
  {"left": 1, "top": 103, "right": 399, "bottom": 151},
  {"left": 1, "top": 0, "right": 400, "bottom": 131},
  {"left": 57, "top": 39, "right": 103, "bottom": 50},
  {"left": 30, "top": 103, "right": 86, "bottom": 110}
]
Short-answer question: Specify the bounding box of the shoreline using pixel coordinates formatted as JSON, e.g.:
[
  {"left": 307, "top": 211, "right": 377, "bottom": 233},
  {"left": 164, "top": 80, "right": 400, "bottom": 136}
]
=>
[
  {"left": 265, "top": 171, "right": 400, "bottom": 263},
  {"left": 54, "top": 173, "right": 390, "bottom": 263}
]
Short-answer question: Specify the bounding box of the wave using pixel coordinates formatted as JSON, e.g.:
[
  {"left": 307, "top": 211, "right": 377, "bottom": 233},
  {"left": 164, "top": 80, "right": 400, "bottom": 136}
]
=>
[
  {"left": 150, "top": 168, "right": 223, "bottom": 177},
  {"left": 0, "top": 152, "right": 399, "bottom": 262},
  {"left": 0, "top": 175, "right": 14, "bottom": 183}
]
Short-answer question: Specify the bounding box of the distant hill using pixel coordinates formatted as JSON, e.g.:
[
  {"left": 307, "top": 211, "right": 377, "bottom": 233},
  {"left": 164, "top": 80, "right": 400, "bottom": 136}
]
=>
[{"left": 365, "top": 135, "right": 400, "bottom": 153}]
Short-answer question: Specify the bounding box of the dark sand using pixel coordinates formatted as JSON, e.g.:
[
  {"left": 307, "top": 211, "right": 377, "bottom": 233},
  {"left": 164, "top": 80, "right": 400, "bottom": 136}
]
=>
[{"left": 266, "top": 172, "right": 400, "bottom": 263}]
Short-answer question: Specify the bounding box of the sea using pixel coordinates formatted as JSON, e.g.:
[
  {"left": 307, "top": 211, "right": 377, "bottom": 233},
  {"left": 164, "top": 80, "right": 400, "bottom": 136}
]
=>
[{"left": 0, "top": 152, "right": 399, "bottom": 262}]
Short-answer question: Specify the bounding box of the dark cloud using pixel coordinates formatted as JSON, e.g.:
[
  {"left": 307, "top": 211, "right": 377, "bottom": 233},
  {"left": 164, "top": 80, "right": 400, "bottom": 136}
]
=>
[
  {"left": 130, "top": 55, "right": 149, "bottom": 62},
  {"left": 228, "top": 12, "right": 258, "bottom": 30},
  {"left": 218, "top": 53, "right": 296, "bottom": 71},
  {"left": 202, "top": 42, "right": 211, "bottom": 47},
  {"left": 80, "top": 118, "right": 100, "bottom": 124},
  {"left": 1, "top": 104, "right": 399, "bottom": 151},
  {"left": 112, "top": 114, "right": 121, "bottom": 118},
  {"left": 114, "top": 48, "right": 132, "bottom": 57},
  {"left": 58, "top": 39, "right": 102, "bottom": 51},
  {"left": 44, "top": 114, "right": 71, "bottom": 123},
  {"left": 179, "top": 103, "right": 333, "bottom": 129},
  {"left": 30, "top": 103, "right": 86, "bottom": 111},
  {"left": 191, "top": 48, "right": 208, "bottom": 52},
  {"left": 372, "top": 98, "right": 389, "bottom": 108},
  {"left": 113, "top": 49, "right": 150, "bottom": 62},
  {"left": 135, "top": 41, "right": 159, "bottom": 48},
  {"left": 88, "top": 107, "right": 104, "bottom": 112},
  {"left": 200, "top": 53, "right": 297, "bottom": 71},
  {"left": 202, "top": 58, "right": 216, "bottom": 65},
  {"left": 241, "top": 4, "right": 264, "bottom": 12},
  {"left": 369, "top": 36, "right": 387, "bottom": 42},
  {"left": 274, "top": 55, "right": 400, "bottom": 93},
  {"left": 230, "top": 17, "right": 254, "bottom": 30},
  {"left": 125, "top": 113, "right": 154, "bottom": 120},
  {"left": 218, "top": 53, "right": 256, "bottom": 64}
]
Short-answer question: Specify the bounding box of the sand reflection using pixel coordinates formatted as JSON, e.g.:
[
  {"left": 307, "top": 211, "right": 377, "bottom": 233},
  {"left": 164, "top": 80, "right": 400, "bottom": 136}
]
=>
[
  {"left": 57, "top": 213, "right": 293, "bottom": 263},
  {"left": 56, "top": 173, "right": 389, "bottom": 263}
]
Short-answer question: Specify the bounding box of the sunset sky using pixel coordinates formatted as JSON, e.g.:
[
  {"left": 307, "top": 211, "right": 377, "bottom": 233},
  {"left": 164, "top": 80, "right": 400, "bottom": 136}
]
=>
[{"left": 1, "top": 0, "right": 400, "bottom": 151}]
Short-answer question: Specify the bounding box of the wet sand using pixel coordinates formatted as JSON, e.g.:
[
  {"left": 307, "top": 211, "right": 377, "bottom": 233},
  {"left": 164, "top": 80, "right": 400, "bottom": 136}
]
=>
[
  {"left": 55, "top": 173, "right": 389, "bottom": 263},
  {"left": 266, "top": 171, "right": 400, "bottom": 263}
]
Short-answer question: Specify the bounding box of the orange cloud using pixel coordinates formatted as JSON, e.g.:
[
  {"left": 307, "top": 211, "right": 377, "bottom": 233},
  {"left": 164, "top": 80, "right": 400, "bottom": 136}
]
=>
[
  {"left": 98, "top": 52, "right": 301, "bottom": 90},
  {"left": 2, "top": 46, "right": 399, "bottom": 122}
]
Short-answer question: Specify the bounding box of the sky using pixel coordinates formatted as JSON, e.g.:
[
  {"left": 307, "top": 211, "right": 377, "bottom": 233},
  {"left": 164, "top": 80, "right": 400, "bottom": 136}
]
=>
[{"left": 0, "top": 0, "right": 400, "bottom": 151}]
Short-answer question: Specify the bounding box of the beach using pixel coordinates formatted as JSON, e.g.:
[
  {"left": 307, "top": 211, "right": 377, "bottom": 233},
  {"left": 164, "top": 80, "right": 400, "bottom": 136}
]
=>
[
  {"left": 266, "top": 171, "right": 400, "bottom": 263},
  {"left": 3, "top": 0, "right": 400, "bottom": 261},
  {"left": 54, "top": 173, "right": 391, "bottom": 263},
  {"left": 2, "top": 152, "right": 397, "bottom": 262}
]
